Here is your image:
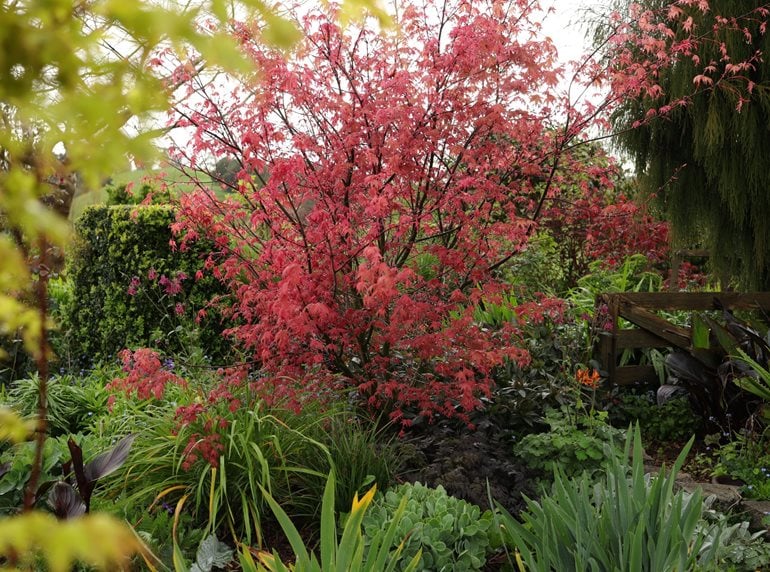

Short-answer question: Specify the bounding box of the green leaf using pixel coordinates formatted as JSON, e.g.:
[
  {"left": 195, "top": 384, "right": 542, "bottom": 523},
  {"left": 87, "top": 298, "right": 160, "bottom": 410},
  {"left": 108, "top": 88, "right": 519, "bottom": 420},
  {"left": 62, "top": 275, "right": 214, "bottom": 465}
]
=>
[
  {"left": 340, "top": 0, "right": 393, "bottom": 27},
  {"left": 190, "top": 534, "right": 234, "bottom": 572},
  {"left": 692, "top": 314, "right": 710, "bottom": 349},
  {"left": 173, "top": 532, "right": 189, "bottom": 572},
  {"left": 259, "top": 484, "right": 312, "bottom": 568},
  {"left": 320, "top": 472, "right": 338, "bottom": 570},
  {"left": 262, "top": 14, "right": 302, "bottom": 50},
  {"left": 0, "top": 408, "right": 36, "bottom": 443}
]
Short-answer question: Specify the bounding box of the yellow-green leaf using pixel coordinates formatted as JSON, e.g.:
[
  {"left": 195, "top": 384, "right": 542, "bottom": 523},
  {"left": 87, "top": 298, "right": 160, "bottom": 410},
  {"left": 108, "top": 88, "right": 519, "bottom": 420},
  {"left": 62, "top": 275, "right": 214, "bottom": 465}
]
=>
[
  {"left": 340, "top": 0, "right": 393, "bottom": 27},
  {"left": 0, "top": 512, "right": 140, "bottom": 571},
  {"left": 0, "top": 408, "right": 36, "bottom": 443}
]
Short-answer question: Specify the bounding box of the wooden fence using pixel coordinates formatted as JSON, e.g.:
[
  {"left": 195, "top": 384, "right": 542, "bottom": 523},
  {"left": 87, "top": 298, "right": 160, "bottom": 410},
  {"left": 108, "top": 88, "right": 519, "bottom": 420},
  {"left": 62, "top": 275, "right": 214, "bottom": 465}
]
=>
[{"left": 595, "top": 292, "right": 770, "bottom": 385}]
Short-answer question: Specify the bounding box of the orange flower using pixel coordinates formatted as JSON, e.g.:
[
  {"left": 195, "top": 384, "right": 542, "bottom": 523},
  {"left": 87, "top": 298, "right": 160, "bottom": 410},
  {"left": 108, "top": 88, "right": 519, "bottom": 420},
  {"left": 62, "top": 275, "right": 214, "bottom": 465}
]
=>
[{"left": 576, "top": 368, "right": 601, "bottom": 389}]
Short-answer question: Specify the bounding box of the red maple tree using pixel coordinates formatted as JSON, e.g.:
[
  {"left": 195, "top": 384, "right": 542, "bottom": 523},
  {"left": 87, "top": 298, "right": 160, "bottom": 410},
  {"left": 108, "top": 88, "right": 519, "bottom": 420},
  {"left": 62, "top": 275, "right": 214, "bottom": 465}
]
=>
[{"left": 160, "top": 0, "right": 767, "bottom": 424}]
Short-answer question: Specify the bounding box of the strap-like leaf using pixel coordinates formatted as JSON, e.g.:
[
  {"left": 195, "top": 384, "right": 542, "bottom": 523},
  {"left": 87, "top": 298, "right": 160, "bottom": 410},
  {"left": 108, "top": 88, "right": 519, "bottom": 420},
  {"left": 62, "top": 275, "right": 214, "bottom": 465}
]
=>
[
  {"left": 84, "top": 433, "right": 136, "bottom": 482},
  {"left": 259, "top": 484, "right": 312, "bottom": 568},
  {"left": 67, "top": 437, "right": 92, "bottom": 510},
  {"left": 336, "top": 486, "right": 375, "bottom": 572},
  {"left": 320, "top": 471, "right": 337, "bottom": 571}
]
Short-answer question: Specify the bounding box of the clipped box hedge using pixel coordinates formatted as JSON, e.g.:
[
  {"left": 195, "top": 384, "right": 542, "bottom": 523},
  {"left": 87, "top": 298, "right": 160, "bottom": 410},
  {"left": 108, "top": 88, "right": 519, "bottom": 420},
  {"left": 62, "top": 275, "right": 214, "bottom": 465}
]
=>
[{"left": 58, "top": 205, "right": 230, "bottom": 368}]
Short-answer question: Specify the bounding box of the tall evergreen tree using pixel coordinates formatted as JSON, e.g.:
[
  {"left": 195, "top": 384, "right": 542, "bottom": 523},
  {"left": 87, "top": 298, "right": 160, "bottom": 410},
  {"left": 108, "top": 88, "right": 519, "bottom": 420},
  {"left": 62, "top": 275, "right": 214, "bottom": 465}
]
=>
[{"left": 609, "top": 1, "right": 770, "bottom": 289}]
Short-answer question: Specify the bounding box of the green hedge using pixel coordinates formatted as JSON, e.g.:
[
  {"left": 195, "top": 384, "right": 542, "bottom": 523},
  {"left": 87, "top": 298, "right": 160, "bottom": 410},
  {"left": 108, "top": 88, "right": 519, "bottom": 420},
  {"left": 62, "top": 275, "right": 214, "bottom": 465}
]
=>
[{"left": 57, "top": 205, "right": 230, "bottom": 368}]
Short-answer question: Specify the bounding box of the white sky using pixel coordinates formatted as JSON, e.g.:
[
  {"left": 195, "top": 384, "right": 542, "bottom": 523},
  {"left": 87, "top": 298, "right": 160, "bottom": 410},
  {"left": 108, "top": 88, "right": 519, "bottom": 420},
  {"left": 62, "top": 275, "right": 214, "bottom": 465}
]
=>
[{"left": 541, "top": 0, "right": 598, "bottom": 65}]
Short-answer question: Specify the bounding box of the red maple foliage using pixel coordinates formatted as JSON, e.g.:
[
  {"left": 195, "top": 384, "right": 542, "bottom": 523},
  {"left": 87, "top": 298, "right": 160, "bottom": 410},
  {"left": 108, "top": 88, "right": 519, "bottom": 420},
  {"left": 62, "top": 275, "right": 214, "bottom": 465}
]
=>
[
  {"left": 160, "top": 0, "right": 767, "bottom": 424},
  {"left": 107, "top": 348, "right": 187, "bottom": 406},
  {"left": 167, "top": 0, "right": 588, "bottom": 423},
  {"left": 534, "top": 144, "right": 670, "bottom": 290},
  {"left": 580, "top": 1, "right": 770, "bottom": 122}
]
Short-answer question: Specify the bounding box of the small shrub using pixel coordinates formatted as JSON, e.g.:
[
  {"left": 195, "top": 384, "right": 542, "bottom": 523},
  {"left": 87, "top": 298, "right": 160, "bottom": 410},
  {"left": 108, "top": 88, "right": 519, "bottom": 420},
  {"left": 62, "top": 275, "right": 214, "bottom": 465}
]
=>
[
  {"left": 58, "top": 205, "right": 229, "bottom": 367},
  {"left": 362, "top": 482, "right": 493, "bottom": 571},
  {"left": 713, "top": 430, "right": 770, "bottom": 500},
  {"left": 487, "top": 299, "right": 583, "bottom": 435},
  {"left": 513, "top": 407, "right": 625, "bottom": 479},
  {"left": 105, "top": 182, "right": 172, "bottom": 206},
  {"left": 608, "top": 390, "right": 702, "bottom": 443},
  {"left": 400, "top": 421, "right": 536, "bottom": 516},
  {"left": 698, "top": 496, "right": 770, "bottom": 571}
]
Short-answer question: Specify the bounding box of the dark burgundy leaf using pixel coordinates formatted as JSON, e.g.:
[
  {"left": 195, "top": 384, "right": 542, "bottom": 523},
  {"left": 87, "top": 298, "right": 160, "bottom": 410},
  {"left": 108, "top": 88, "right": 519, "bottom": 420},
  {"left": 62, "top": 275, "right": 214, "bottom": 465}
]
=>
[
  {"left": 48, "top": 481, "right": 85, "bottom": 519},
  {"left": 0, "top": 462, "right": 9, "bottom": 480},
  {"left": 656, "top": 384, "right": 688, "bottom": 405},
  {"left": 665, "top": 352, "right": 711, "bottom": 383},
  {"left": 67, "top": 437, "right": 91, "bottom": 508},
  {"left": 36, "top": 479, "right": 56, "bottom": 500},
  {"left": 84, "top": 434, "right": 136, "bottom": 482},
  {"left": 665, "top": 351, "right": 725, "bottom": 424}
]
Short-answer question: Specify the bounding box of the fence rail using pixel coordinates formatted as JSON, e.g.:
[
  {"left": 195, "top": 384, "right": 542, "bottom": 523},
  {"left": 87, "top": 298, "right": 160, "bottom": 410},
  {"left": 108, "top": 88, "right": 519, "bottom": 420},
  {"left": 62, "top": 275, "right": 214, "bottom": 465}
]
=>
[{"left": 594, "top": 292, "right": 770, "bottom": 385}]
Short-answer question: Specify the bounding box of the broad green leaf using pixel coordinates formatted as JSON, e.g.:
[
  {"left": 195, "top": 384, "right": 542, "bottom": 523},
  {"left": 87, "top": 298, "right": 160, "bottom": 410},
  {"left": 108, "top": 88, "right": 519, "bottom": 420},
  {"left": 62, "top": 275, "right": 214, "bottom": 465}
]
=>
[{"left": 191, "top": 533, "right": 234, "bottom": 572}]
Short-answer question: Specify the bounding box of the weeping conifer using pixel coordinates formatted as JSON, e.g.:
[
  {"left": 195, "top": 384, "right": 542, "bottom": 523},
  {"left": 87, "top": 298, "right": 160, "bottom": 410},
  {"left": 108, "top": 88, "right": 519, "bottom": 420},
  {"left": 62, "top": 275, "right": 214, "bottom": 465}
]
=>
[{"left": 611, "top": 1, "right": 770, "bottom": 289}]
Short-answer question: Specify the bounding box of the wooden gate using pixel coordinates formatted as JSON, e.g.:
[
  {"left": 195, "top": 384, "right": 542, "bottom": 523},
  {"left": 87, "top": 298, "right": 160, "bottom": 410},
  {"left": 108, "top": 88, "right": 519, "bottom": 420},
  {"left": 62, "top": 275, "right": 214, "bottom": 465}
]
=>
[{"left": 595, "top": 292, "right": 770, "bottom": 385}]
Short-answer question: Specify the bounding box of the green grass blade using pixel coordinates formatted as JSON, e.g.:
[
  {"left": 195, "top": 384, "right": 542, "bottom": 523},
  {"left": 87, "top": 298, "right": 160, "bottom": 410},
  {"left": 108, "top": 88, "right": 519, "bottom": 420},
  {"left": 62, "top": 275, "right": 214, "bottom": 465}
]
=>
[
  {"left": 320, "top": 472, "right": 337, "bottom": 570},
  {"left": 335, "top": 488, "right": 375, "bottom": 572},
  {"left": 259, "top": 484, "right": 312, "bottom": 568}
]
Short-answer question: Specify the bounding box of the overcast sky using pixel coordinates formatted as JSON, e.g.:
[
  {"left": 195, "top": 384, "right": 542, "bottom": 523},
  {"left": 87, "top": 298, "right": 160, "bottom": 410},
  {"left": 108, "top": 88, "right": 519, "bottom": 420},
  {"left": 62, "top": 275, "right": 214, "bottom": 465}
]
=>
[{"left": 540, "top": 0, "right": 598, "bottom": 64}]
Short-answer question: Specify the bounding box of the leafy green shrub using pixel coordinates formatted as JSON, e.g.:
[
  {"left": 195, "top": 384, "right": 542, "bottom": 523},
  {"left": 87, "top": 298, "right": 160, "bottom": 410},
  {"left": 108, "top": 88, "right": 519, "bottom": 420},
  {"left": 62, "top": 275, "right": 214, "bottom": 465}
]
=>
[
  {"left": 488, "top": 305, "right": 584, "bottom": 435},
  {"left": 498, "top": 427, "right": 721, "bottom": 572},
  {"left": 105, "top": 182, "right": 171, "bottom": 206},
  {"left": 608, "top": 391, "right": 702, "bottom": 443},
  {"left": 4, "top": 373, "right": 108, "bottom": 436},
  {"left": 362, "top": 482, "right": 493, "bottom": 571},
  {"left": 502, "top": 232, "right": 565, "bottom": 295},
  {"left": 569, "top": 254, "right": 664, "bottom": 315},
  {"left": 513, "top": 407, "right": 625, "bottom": 478},
  {"left": 713, "top": 430, "right": 770, "bottom": 500},
  {"left": 567, "top": 254, "right": 668, "bottom": 372},
  {"left": 121, "top": 491, "right": 207, "bottom": 569},
  {"left": 58, "top": 205, "right": 229, "bottom": 367}
]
